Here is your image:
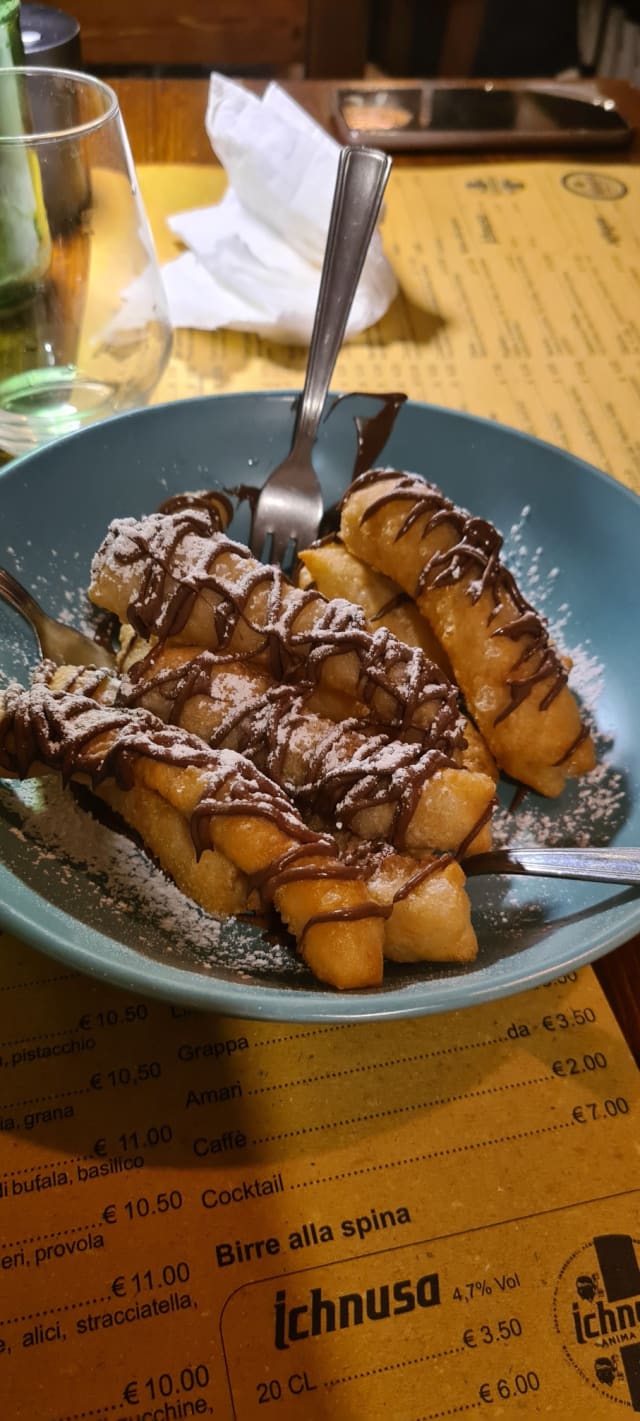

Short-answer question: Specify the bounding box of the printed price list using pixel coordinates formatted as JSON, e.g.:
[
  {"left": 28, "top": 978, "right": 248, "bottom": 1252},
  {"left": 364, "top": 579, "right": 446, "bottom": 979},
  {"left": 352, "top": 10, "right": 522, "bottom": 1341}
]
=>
[
  {"left": 146, "top": 161, "right": 640, "bottom": 495},
  {"left": 1, "top": 930, "right": 640, "bottom": 1418}
]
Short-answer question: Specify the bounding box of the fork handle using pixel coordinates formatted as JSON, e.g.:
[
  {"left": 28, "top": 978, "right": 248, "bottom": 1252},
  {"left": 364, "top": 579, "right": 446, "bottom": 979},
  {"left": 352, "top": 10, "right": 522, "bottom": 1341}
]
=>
[
  {"left": 0, "top": 566, "right": 45, "bottom": 630},
  {"left": 463, "top": 846, "right": 640, "bottom": 884},
  {"left": 294, "top": 145, "right": 392, "bottom": 447}
]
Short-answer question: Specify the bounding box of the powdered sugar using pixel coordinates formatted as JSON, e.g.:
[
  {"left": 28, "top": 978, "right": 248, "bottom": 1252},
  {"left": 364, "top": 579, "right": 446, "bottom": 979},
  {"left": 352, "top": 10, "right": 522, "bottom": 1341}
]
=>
[
  {"left": 0, "top": 775, "right": 303, "bottom": 980},
  {"left": 494, "top": 505, "right": 624, "bottom": 848},
  {"left": 493, "top": 757, "right": 626, "bottom": 849}
]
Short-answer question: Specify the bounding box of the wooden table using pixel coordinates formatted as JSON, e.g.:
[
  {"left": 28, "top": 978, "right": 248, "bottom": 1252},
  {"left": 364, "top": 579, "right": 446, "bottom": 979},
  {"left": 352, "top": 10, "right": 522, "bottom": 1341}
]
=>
[
  {"left": 111, "top": 74, "right": 640, "bottom": 1060},
  {"left": 112, "top": 75, "right": 640, "bottom": 165}
]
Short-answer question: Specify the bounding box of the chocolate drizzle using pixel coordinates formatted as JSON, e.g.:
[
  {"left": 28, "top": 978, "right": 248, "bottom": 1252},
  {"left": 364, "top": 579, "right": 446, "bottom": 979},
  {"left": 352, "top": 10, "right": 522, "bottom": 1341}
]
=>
[
  {"left": 0, "top": 682, "right": 319, "bottom": 843},
  {"left": 34, "top": 662, "right": 116, "bottom": 703},
  {"left": 1, "top": 682, "right": 399, "bottom": 960},
  {"left": 341, "top": 837, "right": 456, "bottom": 901},
  {"left": 92, "top": 508, "right": 466, "bottom": 749},
  {"left": 117, "top": 644, "right": 465, "bottom": 852},
  {"left": 347, "top": 469, "right": 571, "bottom": 725},
  {"left": 156, "top": 489, "right": 233, "bottom": 527},
  {"left": 553, "top": 723, "right": 591, "bottom": 765},
  {"left": 455, "top": 800, "right": 495, "bottom": 860},
  {"left": 370, "top": 588, "right": 413, "bottom": 623},
  {"left": 242, "top": 839, "right": 388, "bottom": 949},
  {"left": 353, "top": 395, "right": 408, "bottom": 480},
  {"left": 324, "top": 391, "right": 408, "bottom": 483},
  {"left": 316, "top": 393, "right": 407, "bottom": 537},
  {"left": 225, "top": 484, "right": 261, "bottom": 516}
]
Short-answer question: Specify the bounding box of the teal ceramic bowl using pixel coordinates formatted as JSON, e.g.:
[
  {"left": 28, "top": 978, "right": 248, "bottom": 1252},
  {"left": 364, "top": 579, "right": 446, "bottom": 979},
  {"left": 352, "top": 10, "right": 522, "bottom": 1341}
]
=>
[{"left": 0, "top": 392, "right": 638, "bottom": 1021}]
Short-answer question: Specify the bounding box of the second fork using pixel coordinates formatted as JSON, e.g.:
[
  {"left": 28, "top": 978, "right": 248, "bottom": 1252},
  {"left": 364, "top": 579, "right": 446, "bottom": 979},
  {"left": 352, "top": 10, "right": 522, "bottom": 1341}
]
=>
[{"left": 249, "top": 144, "right": 392, "bottom": 568}]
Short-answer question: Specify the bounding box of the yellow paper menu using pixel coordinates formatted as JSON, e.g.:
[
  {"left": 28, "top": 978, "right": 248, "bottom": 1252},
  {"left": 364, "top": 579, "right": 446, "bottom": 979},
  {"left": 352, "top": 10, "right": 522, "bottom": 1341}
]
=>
[
  {"left": 142, "top": 160, "right": 640, "bottom": 496},
  {"left": 2, "top": 927, "right": 640, "bottom": 1417}
]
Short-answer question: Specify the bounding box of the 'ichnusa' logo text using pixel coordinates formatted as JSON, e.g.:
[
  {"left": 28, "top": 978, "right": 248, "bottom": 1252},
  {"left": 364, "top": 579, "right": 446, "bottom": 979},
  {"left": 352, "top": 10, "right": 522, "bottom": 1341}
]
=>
[
  {"left": 555, "top": 1234, "right": 640, "bottom": 1409},
  {"left": 274, "top": 1269, "right": 440, "bottom": 1350}
]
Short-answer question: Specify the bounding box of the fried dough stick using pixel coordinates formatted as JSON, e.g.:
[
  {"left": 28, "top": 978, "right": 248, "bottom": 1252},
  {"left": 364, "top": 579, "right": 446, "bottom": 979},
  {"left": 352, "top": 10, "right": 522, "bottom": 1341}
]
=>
[
  {"left": 298, "top": 535, "right": 452, "bottom": 670},
  {"left": 41, "top": 667, "right": 480, "bottom": 964},
  {"left": 47, "top": 655, "right": 495, "bottom": 856},
  {"left": 88, "top": 507, "right": 467, "bottom": 752},
  {"left": 340, "top": 470, "right": 596, "bottom": 797},
  {"left": 297, "top": 536, "right": 496, "bottom": 782},
  {"left": 338, "top": 836, "right": 477, "bottom": 963},
  {"left": 0, "top": 683, "right": 385, "bottom": 989}
]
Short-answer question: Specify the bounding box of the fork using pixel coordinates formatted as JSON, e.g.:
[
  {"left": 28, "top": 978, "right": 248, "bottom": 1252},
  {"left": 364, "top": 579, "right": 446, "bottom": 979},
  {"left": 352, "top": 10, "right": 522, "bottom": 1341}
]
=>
[
  {"left": 249, "top": 144, "right": 392, "bottom": 568},
  {"left": 463, "top": 846, "right": 640, "bottom": 885},
  {"left": 0, "top": 566, "right": 116, "bottom": 668}
]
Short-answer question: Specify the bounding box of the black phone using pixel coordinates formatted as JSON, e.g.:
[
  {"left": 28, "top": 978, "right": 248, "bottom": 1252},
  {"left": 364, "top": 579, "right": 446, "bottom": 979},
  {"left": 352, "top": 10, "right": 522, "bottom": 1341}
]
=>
[{"left": 333, "top": 83, "right": 634, "bottom": 152}]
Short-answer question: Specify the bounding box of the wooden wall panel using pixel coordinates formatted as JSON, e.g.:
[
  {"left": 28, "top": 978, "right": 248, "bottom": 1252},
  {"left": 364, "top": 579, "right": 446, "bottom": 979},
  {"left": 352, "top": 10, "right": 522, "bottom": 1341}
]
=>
[{"left": 74, "top": 0, "right": 370, "bottom": 75}]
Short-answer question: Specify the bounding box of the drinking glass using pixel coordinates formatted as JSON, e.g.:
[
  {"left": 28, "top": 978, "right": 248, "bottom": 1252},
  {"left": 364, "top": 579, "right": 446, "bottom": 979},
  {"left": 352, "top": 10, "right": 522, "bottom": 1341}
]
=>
[{"left": 0, "top": 67, "right": 172, "bottom": 455}]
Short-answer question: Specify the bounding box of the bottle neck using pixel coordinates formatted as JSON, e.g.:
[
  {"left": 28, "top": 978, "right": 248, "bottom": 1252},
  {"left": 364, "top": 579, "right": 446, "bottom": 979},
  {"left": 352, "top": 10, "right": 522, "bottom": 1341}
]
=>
[{"left": 0, "top": 1, "right": 25, "bottom": 66}]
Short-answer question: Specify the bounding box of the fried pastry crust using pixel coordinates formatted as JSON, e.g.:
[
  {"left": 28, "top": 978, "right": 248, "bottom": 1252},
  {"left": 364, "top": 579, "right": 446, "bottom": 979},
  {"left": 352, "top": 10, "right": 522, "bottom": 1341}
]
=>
[
  {"left": 338, "top": 837, "right": 477, "bottom": 963},
  {"left": 340, "top": 470, "right": 596, "bottom": 797},
  {"left": 88, "top": 508, "right": 467, "bottom": 752},
  {"left": 298, "top": 537, "right": 452, "bottom": 671},
  {"left": 0, "top": 683, "right": 385, "bottom": 990},
  {"left": 297, "top": 536, "right": 497, "bottom": 782},
  {"left": 42, "top": 665, "right": 480, "bottom": 966},
  {"left": 59, "top": 649, "right": 493, "bottom": 856}
]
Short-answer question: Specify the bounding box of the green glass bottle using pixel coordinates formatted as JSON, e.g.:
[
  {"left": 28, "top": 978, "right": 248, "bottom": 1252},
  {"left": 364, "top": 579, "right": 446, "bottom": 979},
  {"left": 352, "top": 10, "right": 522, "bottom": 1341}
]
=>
[
  {"left": 0, "top": 0, "right": 52, "bottom": 303},
  {"left": 0, "top": 0, "right": 23, "bottom": 64}
]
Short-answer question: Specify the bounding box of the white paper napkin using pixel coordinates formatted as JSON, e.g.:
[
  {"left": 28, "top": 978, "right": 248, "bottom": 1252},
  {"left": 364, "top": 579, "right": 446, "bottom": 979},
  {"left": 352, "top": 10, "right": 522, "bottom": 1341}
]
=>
[{"left": 161, "top": 74, "right": 398, "bottom": 345}]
